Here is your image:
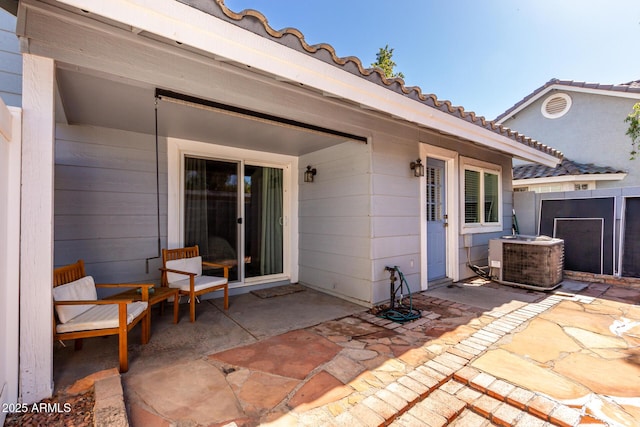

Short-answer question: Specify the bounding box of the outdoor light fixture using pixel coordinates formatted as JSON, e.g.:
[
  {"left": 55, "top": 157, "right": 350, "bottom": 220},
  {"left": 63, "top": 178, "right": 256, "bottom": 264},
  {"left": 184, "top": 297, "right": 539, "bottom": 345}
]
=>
[
  {"left": 410, "top": 159, "right": 425, "bottom": 177},
  {"left": 304, "top": 165, "right": 317, "bottom": 183}
]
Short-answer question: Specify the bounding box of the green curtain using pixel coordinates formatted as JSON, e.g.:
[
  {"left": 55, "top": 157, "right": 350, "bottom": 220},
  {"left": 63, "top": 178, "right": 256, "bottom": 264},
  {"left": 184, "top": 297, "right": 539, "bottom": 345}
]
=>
[{"left": 260, "top": 167, "right": 283, "bottom": 275}]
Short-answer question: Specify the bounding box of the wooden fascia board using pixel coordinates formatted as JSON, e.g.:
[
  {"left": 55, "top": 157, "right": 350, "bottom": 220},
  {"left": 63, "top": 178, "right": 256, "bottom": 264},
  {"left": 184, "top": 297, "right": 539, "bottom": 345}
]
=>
[{"left": 49, "top": 0, "right": 559, "bottom": 165}]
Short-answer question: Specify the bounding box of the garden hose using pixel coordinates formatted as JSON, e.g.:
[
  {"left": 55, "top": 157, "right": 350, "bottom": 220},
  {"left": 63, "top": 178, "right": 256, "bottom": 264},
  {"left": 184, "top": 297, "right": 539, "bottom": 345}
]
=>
[{"left": 377, "top": 266, "right": 421, "bottom": 323}]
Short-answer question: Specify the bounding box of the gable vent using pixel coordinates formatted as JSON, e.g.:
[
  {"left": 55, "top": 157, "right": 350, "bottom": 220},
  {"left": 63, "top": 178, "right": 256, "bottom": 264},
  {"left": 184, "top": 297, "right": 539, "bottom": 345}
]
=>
[{"left": 541, "top": 93, "right": 571, "bottom": 119}]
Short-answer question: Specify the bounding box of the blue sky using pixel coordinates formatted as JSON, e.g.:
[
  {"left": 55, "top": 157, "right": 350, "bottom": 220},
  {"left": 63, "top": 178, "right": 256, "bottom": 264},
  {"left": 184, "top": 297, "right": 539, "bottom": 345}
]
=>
[{"left": 224, "top": 0, "right": 640, "bottom": 120}]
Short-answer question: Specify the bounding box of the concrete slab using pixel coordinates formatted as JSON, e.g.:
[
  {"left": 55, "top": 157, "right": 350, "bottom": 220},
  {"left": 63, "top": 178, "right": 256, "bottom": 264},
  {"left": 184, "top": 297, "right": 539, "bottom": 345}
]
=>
[
  {"left": 54, "top": 285, "right": 363, "bottom": 389},
  {"left": 54, "top": 300, "right": 257, "bottom": 389},
  {"left": 425, "top": 283, "right": 540, "bottom": 311},
  {"left": 556, "top": 280, "right": 589, "bottom": 293},
  {"left": 211, "top": 286, "right": 365, "bottom": 339}
]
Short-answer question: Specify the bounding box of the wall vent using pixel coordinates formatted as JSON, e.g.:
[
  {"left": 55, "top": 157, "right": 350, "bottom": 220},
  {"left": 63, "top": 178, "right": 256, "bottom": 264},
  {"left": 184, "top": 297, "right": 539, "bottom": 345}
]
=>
[{"left": 541, "top": 93, "right": 572, "bottom": 119}]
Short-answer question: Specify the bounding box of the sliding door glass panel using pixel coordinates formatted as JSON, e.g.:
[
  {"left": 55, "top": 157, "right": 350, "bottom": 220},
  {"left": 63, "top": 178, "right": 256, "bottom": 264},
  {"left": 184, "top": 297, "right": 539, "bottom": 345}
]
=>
[
  {"left": 184, "top": 157, "right": 239, "bottom": 281},
  {"left": 244, "top": 165, "right": 283, "bottom": 278}
]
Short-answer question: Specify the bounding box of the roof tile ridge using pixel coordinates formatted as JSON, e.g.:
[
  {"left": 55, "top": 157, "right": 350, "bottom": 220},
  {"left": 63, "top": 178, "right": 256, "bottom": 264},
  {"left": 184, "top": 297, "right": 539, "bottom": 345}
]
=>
[
  {"left": 214, "top": 0, "right": 563, "bottom": 160},
  {"left": 216, "top": 0, "right": 414, "bottom": 89}
]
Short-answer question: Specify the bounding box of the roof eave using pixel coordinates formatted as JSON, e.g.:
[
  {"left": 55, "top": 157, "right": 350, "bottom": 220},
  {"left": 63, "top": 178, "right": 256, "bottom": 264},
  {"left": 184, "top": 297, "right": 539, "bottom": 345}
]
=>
[
  {"left": 514, "top": 173, "right": 627, "bottom": 186},
  {"left": 54, "top": 0, "right": 560, "bottom": 165}
]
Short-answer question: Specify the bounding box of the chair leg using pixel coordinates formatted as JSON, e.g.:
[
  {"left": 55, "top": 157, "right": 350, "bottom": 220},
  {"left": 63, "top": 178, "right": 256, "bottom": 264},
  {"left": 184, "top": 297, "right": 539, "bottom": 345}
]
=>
[
  {"left": 190, "top": 291, "right": 196, "bottom": 322},
  {"left": 173, "top": 293, "right": 180, "bottom": 324},
  {"left": 142, "top": 310, "right": 150, "bottom": 344},
  {"left": 223, "top": 285, "right": 229, "bottom": 310},
  {"left": 117, "top": 302, "right": 129, "bottom": 373}
]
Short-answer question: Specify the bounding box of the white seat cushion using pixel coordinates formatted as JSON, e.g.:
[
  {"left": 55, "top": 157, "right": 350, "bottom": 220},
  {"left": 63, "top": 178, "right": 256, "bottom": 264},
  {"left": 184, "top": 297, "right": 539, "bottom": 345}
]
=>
[
  {"left": 166, "top": 256, "right": 202, "bottom": 284},
  {"left": 56, "top": 301, "right": 148, "bottom": 334},
  {"left": 168, "top": 275, "right": 227, "bottom": 293},
  {"left": 53, "top": 276, "right": 98, "bottom": 323}
]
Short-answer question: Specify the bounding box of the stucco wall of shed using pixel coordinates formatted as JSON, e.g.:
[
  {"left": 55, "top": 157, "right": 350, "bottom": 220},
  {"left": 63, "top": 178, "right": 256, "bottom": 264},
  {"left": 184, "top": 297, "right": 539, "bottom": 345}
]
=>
[{"left": 504, "top": 91, "right": 638, "bottom": 187}]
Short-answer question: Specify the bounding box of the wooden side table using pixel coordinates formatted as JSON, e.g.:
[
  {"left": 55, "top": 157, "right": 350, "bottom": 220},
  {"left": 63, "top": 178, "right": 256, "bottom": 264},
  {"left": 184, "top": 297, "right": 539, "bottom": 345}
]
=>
[{"left": 106, "top": 286, "right": 180, "bottom": 338}]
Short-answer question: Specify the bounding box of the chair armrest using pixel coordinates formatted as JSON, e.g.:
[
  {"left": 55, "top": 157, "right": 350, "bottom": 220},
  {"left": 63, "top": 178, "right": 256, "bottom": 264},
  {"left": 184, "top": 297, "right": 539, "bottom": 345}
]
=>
[
  {"left": 54, "top": 299, "right": 134, "bottom": 305},
  {"left": 95, "top": 283, "right": 154, "bottom": 288},
  {"left": 201, "top": 262, "right": 230, "bottom": 279},
  {"left": 158, "top": 267, "right": 197, "bottom": 276},
  {"left": 96, "top": 283, "right": 154, "bottom": 301}
]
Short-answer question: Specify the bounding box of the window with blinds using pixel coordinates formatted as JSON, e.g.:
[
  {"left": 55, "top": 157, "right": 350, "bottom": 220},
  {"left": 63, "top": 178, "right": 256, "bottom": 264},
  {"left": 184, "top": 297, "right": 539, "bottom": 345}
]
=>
[
  {"left": 461, "top": 158, "right": 502, "bottom": 231},
  {"left": 427, "top": 166, "right": 443, "bottom": 222},
  {"left": 464, "top": 169, "right": 479, "bottom": 223}
]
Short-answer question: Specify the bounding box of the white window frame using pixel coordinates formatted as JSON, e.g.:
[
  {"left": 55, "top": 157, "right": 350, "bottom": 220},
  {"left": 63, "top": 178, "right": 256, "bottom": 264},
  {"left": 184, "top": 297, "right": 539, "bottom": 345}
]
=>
[
  {"left": 167, "top": 137, "right": 298, "bottom": 287},
  {"left": 460, "top": 157, "right": 502, "bottom": 234}
]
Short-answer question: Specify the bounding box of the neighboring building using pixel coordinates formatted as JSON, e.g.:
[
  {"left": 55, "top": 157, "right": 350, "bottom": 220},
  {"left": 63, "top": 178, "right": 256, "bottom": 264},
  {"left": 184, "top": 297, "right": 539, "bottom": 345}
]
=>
[
  {"left": 513, "top": 157, "right": 626, "bottom": 193},
  {"left": 0, "top": 0, "right": 561, "bottom": 404},
  {"left": 496, "top": 79, "right": 640, "bottom": 189}
]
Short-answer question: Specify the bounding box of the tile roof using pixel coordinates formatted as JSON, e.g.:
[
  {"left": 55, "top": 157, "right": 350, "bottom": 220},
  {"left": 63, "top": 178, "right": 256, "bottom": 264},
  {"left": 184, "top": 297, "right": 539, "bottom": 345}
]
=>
[
  {"left": 176, "top": 0, "right": 562, "bottom": 160},
  {"left": 513, "top": 158, "right": 626, "bottom": 180},
  {"left": 496, "top": 78, "right": 640, "bottom": 122}
]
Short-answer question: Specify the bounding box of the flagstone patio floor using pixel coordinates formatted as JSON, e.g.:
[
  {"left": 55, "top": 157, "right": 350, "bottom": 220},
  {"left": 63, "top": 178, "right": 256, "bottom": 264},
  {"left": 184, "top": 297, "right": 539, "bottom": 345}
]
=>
[{"left": 55, "top": 279, "right": 640, "bottom": 426}]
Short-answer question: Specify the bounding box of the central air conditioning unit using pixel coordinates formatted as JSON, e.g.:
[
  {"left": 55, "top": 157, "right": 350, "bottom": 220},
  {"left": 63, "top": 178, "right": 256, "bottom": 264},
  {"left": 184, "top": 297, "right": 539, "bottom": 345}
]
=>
[{"left": 488, "top": 235, "right": 564, "bottom": 291}]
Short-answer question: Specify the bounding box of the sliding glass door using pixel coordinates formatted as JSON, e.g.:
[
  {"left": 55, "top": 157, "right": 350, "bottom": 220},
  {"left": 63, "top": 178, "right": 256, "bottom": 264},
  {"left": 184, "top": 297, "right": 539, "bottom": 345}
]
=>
[
  {"left": 244, "top": 165, "right": 283, "bottom": 278},
  {"left": 184, "top": 157, "right": 240, "bottom": 281},
  {"left": 183, "top": 156, "right": 284, "bottom": 283}
]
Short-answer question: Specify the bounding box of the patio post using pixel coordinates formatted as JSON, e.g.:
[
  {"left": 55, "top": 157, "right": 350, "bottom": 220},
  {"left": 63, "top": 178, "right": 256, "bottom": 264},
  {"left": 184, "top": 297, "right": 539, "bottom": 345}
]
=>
[{"left": 19, "top": 53, "right": 55, "bottom": 404}]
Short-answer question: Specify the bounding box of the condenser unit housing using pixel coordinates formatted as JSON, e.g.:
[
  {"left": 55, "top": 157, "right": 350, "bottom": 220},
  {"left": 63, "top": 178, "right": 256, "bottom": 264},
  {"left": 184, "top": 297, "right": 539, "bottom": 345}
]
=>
[{"left": 488, "top": 235, "right": 564, "bottom": 290}]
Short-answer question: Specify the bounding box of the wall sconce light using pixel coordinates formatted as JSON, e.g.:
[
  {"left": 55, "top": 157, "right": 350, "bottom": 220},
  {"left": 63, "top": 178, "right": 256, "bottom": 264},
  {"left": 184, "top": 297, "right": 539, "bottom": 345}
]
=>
[
  {"left": 304, "top": 165, "right": 317, "bottom": 183},
  {"left": 410, "top": 159, "right": 425, "bottom": 177}
]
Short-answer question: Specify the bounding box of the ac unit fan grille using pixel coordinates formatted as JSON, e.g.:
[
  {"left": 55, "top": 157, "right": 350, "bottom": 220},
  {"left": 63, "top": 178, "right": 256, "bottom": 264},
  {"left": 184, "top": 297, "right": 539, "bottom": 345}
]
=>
[{"left": 502, "top": 242, "right": 564, "bottom": 287}]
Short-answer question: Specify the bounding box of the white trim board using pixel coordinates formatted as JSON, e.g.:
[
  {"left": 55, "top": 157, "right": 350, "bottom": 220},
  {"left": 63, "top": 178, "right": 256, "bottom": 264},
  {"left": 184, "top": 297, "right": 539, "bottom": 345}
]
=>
[
  {"left": 419, "top": 143, "right": 459, "bottom": 286},
  {"left": 167, "top": 136, "right": 299, "bottom": 287},
  {"left": 514, "top": 173, "right": 627, "bottom": 187}
]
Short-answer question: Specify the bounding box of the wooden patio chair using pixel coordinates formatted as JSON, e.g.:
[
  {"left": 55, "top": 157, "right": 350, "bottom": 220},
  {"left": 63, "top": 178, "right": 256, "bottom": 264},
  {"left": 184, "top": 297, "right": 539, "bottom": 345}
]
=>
[
  {"left": 160, "top": 245, "right": 229, "bottom": 322},
  {"left": 53, "top": 260, "right": 153, "bottom": 373}
]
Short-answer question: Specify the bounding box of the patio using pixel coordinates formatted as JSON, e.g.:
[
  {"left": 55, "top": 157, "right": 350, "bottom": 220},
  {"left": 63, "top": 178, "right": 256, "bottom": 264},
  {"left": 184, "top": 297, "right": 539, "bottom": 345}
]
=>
[{"left": 51, "top": 280, "right": 640, "bottom": 426}]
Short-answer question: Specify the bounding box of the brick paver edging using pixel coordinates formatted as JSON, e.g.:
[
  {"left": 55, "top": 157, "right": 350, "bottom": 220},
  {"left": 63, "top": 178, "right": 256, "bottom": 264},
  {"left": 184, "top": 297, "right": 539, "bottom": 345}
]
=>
[{"left": 325, "top": 294, "right": 586, "bottom": 427}]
